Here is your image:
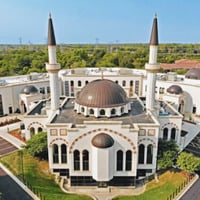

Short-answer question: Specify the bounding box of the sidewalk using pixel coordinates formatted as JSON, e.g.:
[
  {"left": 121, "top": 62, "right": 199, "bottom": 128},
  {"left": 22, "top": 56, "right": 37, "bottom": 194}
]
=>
[
  {"left": 0, "top": 122, "right": 25, "bottom": 149},
  {"left": 61, "top": 181, "right": 146, "bottom": 200}
]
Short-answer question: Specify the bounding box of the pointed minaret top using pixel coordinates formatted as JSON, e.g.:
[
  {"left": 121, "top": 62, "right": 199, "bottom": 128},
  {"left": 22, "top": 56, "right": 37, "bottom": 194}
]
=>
[
  {"left": 149, "top": 15, "right": 159, "bottom": 46},
  {"left": 48, "top": 14, "right": 56, "bottom": 46}
]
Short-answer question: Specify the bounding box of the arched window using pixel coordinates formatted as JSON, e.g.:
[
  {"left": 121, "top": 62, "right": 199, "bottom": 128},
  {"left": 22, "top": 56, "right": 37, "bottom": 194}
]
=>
[
  {"left": 116, "top": 150, "right": 123, "bottom": 171},
  {"left": 111, "top": 108, "right": 116, "bottom": 115},
  {"left": 130, "top": 80, "right": 133, "bottom": 86},
  {"left": 147, "top": 144, "right": 153, "bottom": 164},
  {"left": 138, "top": 144, "right": 145, "bottom": 164},
  {"left": 53, "top": 144, "right": 59, "bottom": 163},
  {"left": 163, "top": 128, "right": 168, "bottom": 140},
  {"left": 125, "top": 150, "right": 132, "bottom": 171},
  {"left": 30, "top": 127, "right": 35, "bottom": 137},
  {"left": 78, "top": 80, "right": 81, "bottom": 87},
  {"left": 81, "top": 107, "right": 85, "bottom": 113},
  {"left": 61, "top": 144, "right": 67, "bottom": 163},
  {"left": 89, "top": 109, "right": 94, "bottom": 115},
  {"left": 38, "top": 127, "right": 43, "bottom": 133},
  {"left": 70, "top": 80, "right": 74, "bottom": 86},
  {"left": 82, "top": 150, "right": 89, "bottom": 171},
  {"left": 115, "top": 80, "right": 118, "bottom": 84},
  {"left": 171, "top": 128, "right": 176, "bottom": 140},
  {"left": 100, "top": 109, "right": 105, "bottom": 116},
  {"left": 122, "top": 80, "right": 126, "bottom": 87},
  {"left": 73, "top": 150, "right": 80, "bottom": 170},
  {"left": 85, "top": 81, "right": 88, "bottom": 85},
  {"left": 121, "top": 107, "right": 124, "bottom": 113}
]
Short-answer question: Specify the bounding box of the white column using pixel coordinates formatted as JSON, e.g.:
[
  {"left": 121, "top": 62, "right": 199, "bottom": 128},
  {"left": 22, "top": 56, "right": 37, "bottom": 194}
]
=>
[
  {"left": 49, "top": 73, "right": 60, "bottom": 110},
  {"left": 146, "top": 73, "right": 156, "bottom": 110},
  {"left": 80, "top": 151, "right": 83, "bottom": 171},
  {"left": 123, "top": 151, "right": 126, "bottom": 171},
  {"left": 144, "top": 145, "right": 147, "bottom": 164},
  {"left": 48, "top": 146, "right": 53, "bottom": 170},
  {"left": 58, "top": 144, "right": 61, "bottom": 164}
]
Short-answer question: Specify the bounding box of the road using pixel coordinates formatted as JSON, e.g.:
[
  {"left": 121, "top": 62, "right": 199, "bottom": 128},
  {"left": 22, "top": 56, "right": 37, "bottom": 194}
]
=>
[
  {"left": 0, "top": 136, "right": 34, "bottom": 200},
  {"left": 180, "top": 175, "right": 200, "bottom": 200},
  {"left": 0, "top": 167, "right": 33, "bottom": 200}
]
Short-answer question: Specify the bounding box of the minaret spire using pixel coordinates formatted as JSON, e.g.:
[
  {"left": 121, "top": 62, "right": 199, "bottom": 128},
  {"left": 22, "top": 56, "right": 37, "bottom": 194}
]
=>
[
  {"left": 145, "top": 15, "right": 160, "bottom": 110},
  {"left": 48, "top": 14, "right": 56, "bottom": 46},
  {"left": 46, "top": 14, "right": 61, "bottom": 111},
  {"left": 150, "top": 14, "right": 158, "bottom": 46}
]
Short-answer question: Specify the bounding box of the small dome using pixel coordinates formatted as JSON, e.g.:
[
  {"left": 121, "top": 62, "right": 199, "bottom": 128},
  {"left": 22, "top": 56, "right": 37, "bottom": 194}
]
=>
[
  {"left": 76, "top": 79, "right": 128, "bottom": 108},
  {"left": 92, "top": 133, "right": 114, "bottom": 148},
  {"left": 167, "top": 85, "right": 183, "bottom": 95},
  {"left": 185, "top": 68, "right": 200, "bottom": 80},
  {"left": 21, "top": 85, "right": 38, "bottom": 95}
]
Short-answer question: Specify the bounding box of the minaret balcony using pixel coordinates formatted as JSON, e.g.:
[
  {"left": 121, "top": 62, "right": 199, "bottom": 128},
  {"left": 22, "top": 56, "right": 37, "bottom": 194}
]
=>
[
  {"left": 145, "top": 63, "right": 160, "bottom": 72},
  {"left": 46, "top": 63, "right": 61, "bottom": 72}
]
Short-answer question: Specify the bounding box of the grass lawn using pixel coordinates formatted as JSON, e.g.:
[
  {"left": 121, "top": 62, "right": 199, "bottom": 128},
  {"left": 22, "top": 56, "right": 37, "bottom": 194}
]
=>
[
  {"left": 113, "top": 170, "right": 188, "bottom": 200},
  {"left": 0, "top": 151, "right": 92, "bottom": 200}
]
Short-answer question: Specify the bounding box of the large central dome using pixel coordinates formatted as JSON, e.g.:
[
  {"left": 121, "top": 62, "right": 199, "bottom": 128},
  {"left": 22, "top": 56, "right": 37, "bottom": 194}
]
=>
[{"left": 76, "top": 79, "right": 128, "bottom": 108}]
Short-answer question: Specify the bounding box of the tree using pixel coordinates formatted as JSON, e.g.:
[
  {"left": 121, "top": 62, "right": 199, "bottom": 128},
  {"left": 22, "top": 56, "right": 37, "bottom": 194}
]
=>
[
  {"left": 157, "top": 139, "right": 179, "bottom": 170},
  {"left": 24, "top": 132, "right": 48, "bottom": 160},
  {"left": 176, "top": 152, "right": 200, "bottom": 173},
  {"left": 158, "top": 150, "right": 176, "bottom": 169}
]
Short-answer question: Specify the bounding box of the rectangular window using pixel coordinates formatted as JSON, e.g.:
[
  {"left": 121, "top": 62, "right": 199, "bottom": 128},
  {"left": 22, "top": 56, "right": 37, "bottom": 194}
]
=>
[
  {"left": 148, "top": 129, "right": 155, "bottom": 136},
  {"left": 65, "top": 81, "right": 69, "bottom": 96},
  {"left": 139, "top": 129, "right": 146, "bottom": 136},
  {"left": 60, "top": 129, "right": 67, "bottom": 136},
  {"left": 135, "top": 80, "right": 140, "bottom": 95},
  {"left": 50, "top": 129, "right": 58, "bottom": 136},
  {"left": 40, "top": 87, "right": 45, "bottom": 94},
  {"left": 122, "top": 80, "right": 126, "bottom": 87},
  {"left": 9, "top": 106, "right": 13, "bottom": 114},
  {"left": 47, "top": 86, "right": 50, "bottom": 94},
  {"left": 159, "top": 87, "right": 165, "bottom": 94},
  {"left": 193, "top": 106, "right": 197, "bottom": 114}
]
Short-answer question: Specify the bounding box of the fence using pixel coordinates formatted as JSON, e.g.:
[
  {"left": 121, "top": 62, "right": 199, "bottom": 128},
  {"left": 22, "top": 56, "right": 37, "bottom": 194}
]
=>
[{"left": 166, "top": 174, "right": 195, "bottom": 200}]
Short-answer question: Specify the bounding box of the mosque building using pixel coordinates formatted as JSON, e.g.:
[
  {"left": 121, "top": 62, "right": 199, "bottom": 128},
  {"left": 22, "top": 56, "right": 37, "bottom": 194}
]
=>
[
  {"left": 21, "top": 15, "right": 193, "bottom": 187},
  {"left": 1, "top": 15, "right": 200, "bottom": 187}
]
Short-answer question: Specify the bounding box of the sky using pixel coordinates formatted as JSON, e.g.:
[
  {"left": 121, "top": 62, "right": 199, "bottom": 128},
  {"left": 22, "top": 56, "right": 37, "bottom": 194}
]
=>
[{"left": 0, "top": 0, "right": 200, "bottom": 44}]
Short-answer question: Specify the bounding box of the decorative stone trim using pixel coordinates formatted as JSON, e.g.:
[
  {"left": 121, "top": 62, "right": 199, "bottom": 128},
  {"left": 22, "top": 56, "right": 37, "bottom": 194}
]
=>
[{"left": 69, "top": 128, "right": 137, "bottom": 154}]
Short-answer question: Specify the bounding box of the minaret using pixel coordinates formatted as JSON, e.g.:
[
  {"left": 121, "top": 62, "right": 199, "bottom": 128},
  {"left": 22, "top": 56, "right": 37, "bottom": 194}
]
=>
[
  {"left": 46, "top": 14, "right": 61, "bottom": 111},
  {"left": 145, "top": 15, "right": 160, "bottom": 110}
]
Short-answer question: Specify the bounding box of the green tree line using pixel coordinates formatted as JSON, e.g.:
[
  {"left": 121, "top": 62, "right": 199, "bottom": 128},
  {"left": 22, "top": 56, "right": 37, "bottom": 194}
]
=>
[{"left": 0, "top": 43, "right": 200, "bottom": 77}]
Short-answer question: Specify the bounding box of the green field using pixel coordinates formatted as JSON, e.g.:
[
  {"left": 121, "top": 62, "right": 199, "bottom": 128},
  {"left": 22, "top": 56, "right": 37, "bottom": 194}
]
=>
[{"left": 113, "top": 170, "right": 188, "bottom": 200}]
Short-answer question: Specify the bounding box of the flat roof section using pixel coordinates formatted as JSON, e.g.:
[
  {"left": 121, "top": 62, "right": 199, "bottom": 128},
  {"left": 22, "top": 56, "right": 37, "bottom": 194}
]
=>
[{"left": 51, "top": 98, "right": 155, "bottom": 125}]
